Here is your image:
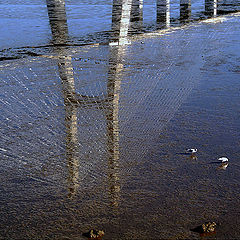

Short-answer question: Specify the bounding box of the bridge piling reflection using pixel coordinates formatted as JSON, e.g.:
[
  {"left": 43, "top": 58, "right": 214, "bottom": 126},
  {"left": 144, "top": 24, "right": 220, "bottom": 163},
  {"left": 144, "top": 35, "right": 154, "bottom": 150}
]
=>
[
  {"left": 130, "top": 0, "right": 143, "bottom": 32},
  {"left": 47, "top": 0, "right": 80, "bottom": 198},
  {"left": 111, "top": 0, "right": 133, "bottom": 45},
  {"left": 46, "top": 0, "right": 125, "bottom": 204},
  {"left": 106, "top": 46, "right": 126, "bottom": 207},
  {"left": 205, "top": 0, "right": 218, "bottom": 16},
  {"left": 156, "top": 0, "right": 170, "bottom": 28},
  {"left": 46, "top": 0, "right": 69, "bottom": 45},
  {"left": 180, "top": 0, "right": 191, "bottom": 21},
  {"left": 130, "top": 0, "right": 143, "bottom": 22}
]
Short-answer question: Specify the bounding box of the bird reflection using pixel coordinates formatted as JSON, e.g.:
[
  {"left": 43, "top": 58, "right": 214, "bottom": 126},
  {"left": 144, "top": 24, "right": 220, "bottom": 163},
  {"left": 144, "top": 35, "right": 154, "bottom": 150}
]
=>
[
  {"left": 190, "top": 155, "right": 197, "bottom": 160},
  {"left": 217, "top": 162, "right": 228, "bottom": 170}
]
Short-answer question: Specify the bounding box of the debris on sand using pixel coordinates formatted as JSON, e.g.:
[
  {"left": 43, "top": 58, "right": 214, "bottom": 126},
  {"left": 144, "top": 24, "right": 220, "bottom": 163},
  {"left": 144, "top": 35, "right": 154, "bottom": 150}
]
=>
[
  {"left": 201, "top": 222, "right": 217, "bottom": 233},
  {"left": 82, "top": 229, "right": 105, "bottom": 239},
  {"left": 191, "top": 221, "right": 217, "bottom": 236}
]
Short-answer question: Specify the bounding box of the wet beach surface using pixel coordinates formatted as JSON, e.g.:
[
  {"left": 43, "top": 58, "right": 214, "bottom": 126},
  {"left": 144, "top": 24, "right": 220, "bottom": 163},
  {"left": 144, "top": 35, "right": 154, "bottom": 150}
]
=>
[{"left": 0, "top": 3, "right": 240, "bottom": 240}]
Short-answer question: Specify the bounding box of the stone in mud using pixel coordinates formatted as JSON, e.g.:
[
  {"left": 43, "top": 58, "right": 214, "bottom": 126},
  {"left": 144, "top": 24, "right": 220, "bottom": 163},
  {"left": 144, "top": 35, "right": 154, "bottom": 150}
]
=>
[
  {"left": 201, "top": 222, "right": 217, "bottom": 232},
  {"left": 82, "top": 229, "right": 105, "bottom": 239},
  {"left": 191, "top": 221, "right": 217, "bottom": 234}
]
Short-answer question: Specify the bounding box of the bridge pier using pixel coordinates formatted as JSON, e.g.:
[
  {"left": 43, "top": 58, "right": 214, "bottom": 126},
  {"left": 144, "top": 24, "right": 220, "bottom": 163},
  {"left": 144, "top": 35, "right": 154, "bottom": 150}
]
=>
[
  {"left": 180, "top": 0, "right": 191, "bottom": 21},
  {"left": 156, "top": 0, "right": 170, "bottom": 28},
  {"left": 111, "top": 0, "right": 133, "bottom": 45},
  {"left": 205, "top": 0, "right": 217, "bottom": 16}
]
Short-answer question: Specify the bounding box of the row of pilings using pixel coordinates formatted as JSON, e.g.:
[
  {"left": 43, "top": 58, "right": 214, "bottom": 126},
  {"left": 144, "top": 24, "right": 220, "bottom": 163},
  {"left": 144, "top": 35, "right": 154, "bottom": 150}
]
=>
[
  {"left": 112, "top": 0, "right": 218, "bottom": 44},
  {"left": 46, "top": 0, "right": 219, "bottom": 46}
]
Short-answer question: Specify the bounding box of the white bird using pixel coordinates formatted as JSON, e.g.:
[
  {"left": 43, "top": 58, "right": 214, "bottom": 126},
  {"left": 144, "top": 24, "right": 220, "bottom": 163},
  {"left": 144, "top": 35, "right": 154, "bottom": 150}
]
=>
[
  {"left": 218, "top": 157, "right": 229, "bottom": 162},
  {"left": 186, "top": 148, "right": 197, "bottom": 154}
]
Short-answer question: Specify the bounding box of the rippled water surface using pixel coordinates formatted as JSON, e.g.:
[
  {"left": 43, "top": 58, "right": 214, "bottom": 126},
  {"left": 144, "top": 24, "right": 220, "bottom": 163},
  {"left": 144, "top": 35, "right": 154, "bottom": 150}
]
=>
[
  {"left": 1, "top": 0, "right": 240, "bottom": 49},
  {"left": 0, "top": 1, "right": 240, "bottom": 239}
]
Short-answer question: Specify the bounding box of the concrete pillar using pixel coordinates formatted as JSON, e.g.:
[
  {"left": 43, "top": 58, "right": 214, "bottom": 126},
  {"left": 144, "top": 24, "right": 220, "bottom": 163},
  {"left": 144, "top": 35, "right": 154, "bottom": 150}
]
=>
[
  {"left": 46, "top": 0, "right": 69, "bottom": 44},
  {"left": 156, "top": 0, "right": 170, "bottom": 28},
  {"left": 205, "top": 0, "right": 217, "bottom": 16},
  {"left": 111, "top": 0, "right": 133, "bottom": 45},
  {"left": 180, "top": 0, "right": 191, "bottom": 21}
]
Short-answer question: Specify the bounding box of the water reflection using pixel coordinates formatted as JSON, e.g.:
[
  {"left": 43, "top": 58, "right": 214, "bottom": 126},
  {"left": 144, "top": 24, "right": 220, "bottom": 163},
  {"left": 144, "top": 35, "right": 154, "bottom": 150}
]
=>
[
  {"left": 106, "top": 46, "right": 126, "bottom": 207},
  {"left": 47, "top": 0, "right": 125, "bottom": 203},
  {"left": 130, "top": 0, "right": 143, "bottom": 32},
  {"left": 217, "top": 162, "right": 228, "bottom": 170},
  {"left": 47, "top": 0, "right": 79, "bottom": 198},
  {"left": 46, "top": 0, "right": 69, "bottom": 45},
  {"left": 1, "top": 1, "right": 240, "bottom": 238},
  {"left": 65, "top": 103, "right": 79, "bottom": 198},
  {"left": 130, "top": 0, "right": 143, "bottom": 22},
  {"left": 205, "top": 0, "right": 218, "bottom": 17},
  {"left": 180, "top": 0, "right": 191, "bottom": 22},
  {"left": 111, "top": 0, "right": 133, "bottom": 45},
  {"left": 58, "top": 54, "right": 79, "bottom": 199},
  {"left": 156, "top": 0, "right": 170, "bottom": 29}
]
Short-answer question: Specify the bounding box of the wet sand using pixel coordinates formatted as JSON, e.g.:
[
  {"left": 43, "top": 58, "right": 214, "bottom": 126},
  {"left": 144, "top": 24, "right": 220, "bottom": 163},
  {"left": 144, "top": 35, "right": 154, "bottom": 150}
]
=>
[{"left": 0, "top": 13, "right": 240, "bottom": 239}]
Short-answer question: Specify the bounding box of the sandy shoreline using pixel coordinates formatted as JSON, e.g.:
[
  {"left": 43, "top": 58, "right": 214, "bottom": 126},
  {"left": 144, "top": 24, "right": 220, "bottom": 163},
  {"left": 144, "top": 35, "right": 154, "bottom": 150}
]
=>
[{"left": 0, "top": 10, "right": 240, "bottom": 240}]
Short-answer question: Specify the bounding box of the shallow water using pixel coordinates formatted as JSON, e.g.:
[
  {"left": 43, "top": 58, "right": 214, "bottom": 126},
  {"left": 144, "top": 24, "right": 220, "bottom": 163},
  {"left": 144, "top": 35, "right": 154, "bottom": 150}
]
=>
[
  {"left": 1, "top": 0, "right": 240, "bottom": 50},
  {"left": 0, "top": 2, "right": 240, "bottom": 240}
]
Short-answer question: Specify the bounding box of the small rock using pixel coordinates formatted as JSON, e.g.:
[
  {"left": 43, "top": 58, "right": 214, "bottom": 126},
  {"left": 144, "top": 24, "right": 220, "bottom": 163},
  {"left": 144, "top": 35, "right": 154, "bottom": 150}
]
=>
[
  {"left": 83, "top": 229, "right": 105, "bottom": 239},
  {"left": 191, "top": 221, "right": 217, "bottom": 234},
  {"left": 202, "top": 221, "right": 217, "bottom": 232}
]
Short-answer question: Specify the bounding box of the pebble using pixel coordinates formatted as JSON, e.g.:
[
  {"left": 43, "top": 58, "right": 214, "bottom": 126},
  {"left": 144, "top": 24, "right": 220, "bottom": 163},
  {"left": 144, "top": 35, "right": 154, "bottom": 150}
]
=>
[
  {"left": 201, "top": 222, "right": 217, "bottom": 233},
  {"left": 83, "top": 229, "right": 105, "bottom": 239}
]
